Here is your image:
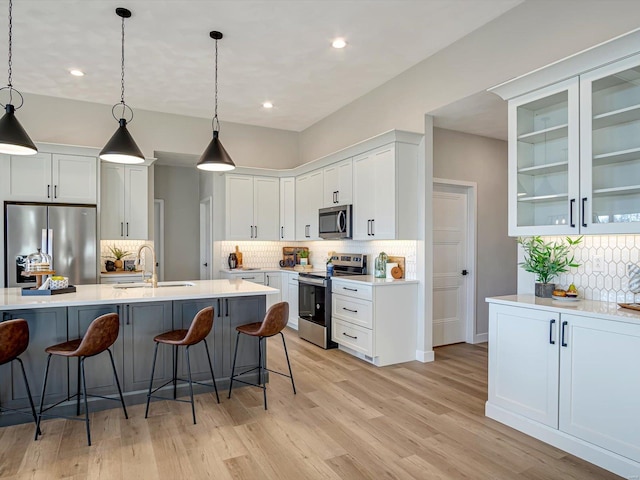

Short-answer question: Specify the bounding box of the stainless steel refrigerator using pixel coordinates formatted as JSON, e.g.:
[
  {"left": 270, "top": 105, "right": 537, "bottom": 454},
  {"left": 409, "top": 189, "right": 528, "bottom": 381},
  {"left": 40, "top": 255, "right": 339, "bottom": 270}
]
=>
[{"left": 5, "top": 203, "right": 98, "bottom": 287}]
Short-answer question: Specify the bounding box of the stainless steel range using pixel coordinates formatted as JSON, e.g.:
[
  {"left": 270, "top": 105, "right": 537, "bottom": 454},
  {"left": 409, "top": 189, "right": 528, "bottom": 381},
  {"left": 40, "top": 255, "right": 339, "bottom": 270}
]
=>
[{"left": 298, "top": 253, "right": 367, "bottom": 349}]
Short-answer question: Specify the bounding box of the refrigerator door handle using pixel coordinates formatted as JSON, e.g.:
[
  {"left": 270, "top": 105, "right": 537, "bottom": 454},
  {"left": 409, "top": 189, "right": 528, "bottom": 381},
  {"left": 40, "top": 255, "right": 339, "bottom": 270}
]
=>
[
  {"left": 41, "top": 229, "right": 48, "bottom": 253},
  {"left": 47, "top": 229, "right": 53, "bottom": 264}
]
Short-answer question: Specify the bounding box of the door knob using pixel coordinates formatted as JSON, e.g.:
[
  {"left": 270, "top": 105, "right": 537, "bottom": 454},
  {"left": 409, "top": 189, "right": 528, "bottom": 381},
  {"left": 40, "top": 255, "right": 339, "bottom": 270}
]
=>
[
  {"left": 203, "top": 262, "right": 208, "bottom": 267},
  {"left": 461, "top": 270, "right": 469, "bottom": 276}
]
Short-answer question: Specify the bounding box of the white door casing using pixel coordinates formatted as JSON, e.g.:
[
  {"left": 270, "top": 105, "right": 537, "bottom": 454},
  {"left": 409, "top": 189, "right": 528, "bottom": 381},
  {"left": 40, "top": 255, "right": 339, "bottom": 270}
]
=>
[
  {"left": 432, "top": 180, "right": 477, "bottom": 345},
  {"left": 154, "top": 199, "right": 164, "bottom": 282},
  {"left": 199, "top": 197, "right": 212, "bottom": 280}
]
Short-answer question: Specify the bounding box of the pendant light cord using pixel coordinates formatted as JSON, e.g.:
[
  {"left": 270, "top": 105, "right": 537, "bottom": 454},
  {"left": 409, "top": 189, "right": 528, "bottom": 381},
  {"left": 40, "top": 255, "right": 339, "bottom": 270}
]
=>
[
  {"left": 120, "top": 12, "right": 126, "bottom": 114},
  {"left": 213, "top": 36, "right": 220, "bottom": 132},
  {"left": 6, "top": 0, "right": 13, "bottom": 103}
]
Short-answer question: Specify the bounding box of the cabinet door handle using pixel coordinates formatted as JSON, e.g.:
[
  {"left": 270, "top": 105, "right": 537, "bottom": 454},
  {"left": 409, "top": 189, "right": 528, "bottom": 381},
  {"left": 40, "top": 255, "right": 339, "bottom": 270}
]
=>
[
  {"left": 367, "top": 219, "right": 371, "bottom": 236},
  {"left": 217, "top": 299, "right": 221, "bottom": 318},
  {"left": 126, "top": 305, "right": 130, "bottom": 325},
  {"left": 371, "top": 219, "right": 375, "bottom": 236},
  {"left": 241, "top": 276, "right": 255, "bottom": 280},
  {"left": 266, "top": 275, "right": 270, "bottom": 286},
  {"left": 342, "top": 332, "right": 358, "bottom": 340},
  {"left": 54, "top": 185, "right": 58, "bottom": 199},
  {"left": 343, "top": 287, "right": 357, "bottom": 292},
  {"left": 569, "top": 199, "right": 576, "bottom": 228},
  {"left": 581, "top": 198, "right": 587, "bottom": 228},
  {"left": 254, "top": 225, "right": 257, "bottom": 238},
  {"left": 561, "top": 320, "right": 568, "bottom": 347},
  {"left": 225, "top": 298, "right": 229, "bottom": 317},
  {"left": 336, "top": 191, "right": 339, "bottom": 204},
  {"left": 343, "top": 307, "right": 358, "bottom": 313},
  {"left": 126, "top": 222, "right": 129, "bottom": 237},
  {"left": 47, "top": 184, "right": 51, "bottom": 198},
  {"left": 281, "top": 226, "right": 284, "bottom": 239},
  {"left": 120, "top": 222, "right": 124, "bottom": 237},
  {"left": 549, "top": 319, "right": 556, "bottom": 345}
]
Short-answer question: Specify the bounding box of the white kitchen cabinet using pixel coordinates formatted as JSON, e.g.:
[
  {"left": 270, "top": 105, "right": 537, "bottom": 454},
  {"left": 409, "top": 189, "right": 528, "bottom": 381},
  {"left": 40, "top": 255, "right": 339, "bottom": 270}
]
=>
[
  {"left": 4, "top": 152, "right": 97, "bottom": 204},
  {"left": 508, "top": 78, "right": 580, "bottom": 236},
  {"left": 100, "top": 163, "right": 148, "bottom": 240},
  {"left": 488, "top": 304, "right": 560, "bottom": 427},
  {"left": 323, "top": 158, "right": 352, "bottom": 207},
  {"left": 279, "top": 177, "right": 295, "bottom": 240},
  {"left": 353, "top": 143, "right": 417, "bottom": 240},
  {"left": 486, "top": 300, "right": 640, "bottom": 477},
  {"left": 225, "top": 175, "right": 279, "bottom": 240},
  {"left": 295, "top": 169, "right": 323, "bottom": 240},
  {"left": 331, "top": 279, "right": 417, "bottom": 366}
]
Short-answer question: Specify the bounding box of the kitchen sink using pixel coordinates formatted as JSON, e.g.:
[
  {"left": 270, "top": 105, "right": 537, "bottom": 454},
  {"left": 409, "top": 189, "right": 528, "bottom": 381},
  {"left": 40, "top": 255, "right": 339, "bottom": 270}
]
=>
[{"left": 112, "top": 281, "right": 196, "bottom": 289}]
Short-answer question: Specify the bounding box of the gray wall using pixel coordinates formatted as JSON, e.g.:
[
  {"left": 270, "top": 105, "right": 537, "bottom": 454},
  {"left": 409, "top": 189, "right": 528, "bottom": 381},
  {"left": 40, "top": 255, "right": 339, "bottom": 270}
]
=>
[
  {"left": 433, "top": 128, "right": 516, "bottom": 335},
  {"left": 154, "top": 165, "right": 200, "bottom": 281},
  {"left": 298, "top": 1, "right": 640, "bottom": 163},
  {"left": 19, "top": 93, "right": 300, "bottom": 169}
]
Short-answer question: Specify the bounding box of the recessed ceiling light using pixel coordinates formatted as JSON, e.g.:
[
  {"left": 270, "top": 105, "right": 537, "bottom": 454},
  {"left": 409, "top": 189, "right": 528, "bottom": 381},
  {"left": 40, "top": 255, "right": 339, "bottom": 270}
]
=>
[
  {"left": 69, "top": 69, "right": 85, "bottom": 77},
  {"left": 332, "top": 38, "right": 347, "bottom": 49},
  {"left": 262, "top": 102, "right": 273, "bottom": 109}
]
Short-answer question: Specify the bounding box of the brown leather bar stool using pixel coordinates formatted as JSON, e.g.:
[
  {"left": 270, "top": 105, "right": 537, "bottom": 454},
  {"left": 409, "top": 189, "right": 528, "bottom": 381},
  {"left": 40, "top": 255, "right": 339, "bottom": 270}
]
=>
[
  {"left": 35, "top": 313, "right": 127, "bottom": 446},
  {"left": 145, "top": 306, "right": 219, "bottom": 425},
  {"left": 0, "top": 319, "right": 40, "bottom": 432},
  {"left": 228, "top": 302, "right": 296, "bottom": 410}
]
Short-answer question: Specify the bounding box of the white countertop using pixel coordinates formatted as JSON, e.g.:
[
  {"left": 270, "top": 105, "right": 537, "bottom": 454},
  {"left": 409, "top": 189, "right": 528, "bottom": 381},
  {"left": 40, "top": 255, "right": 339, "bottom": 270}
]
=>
[
  {"left": 487, "top": 294, "right": 640, "bottom": 325},
  {"left": 330, "top": 275, "right": 419, "bottom": 286},
  {"left": 0, "top": 280, "right": 278, "bottom": 311}
]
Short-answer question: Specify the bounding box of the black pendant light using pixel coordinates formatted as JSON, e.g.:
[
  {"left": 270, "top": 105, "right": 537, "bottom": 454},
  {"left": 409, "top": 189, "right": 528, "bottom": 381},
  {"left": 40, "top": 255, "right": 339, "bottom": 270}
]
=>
[
  {"left": 100, "top": 7, "right": 144, "bottom": 164},
  {"left": 197, "top": 31, "right": 235, "bottom": 172},
  {"left": 0, "top": 0, "right": 37, "bottom": 155}
]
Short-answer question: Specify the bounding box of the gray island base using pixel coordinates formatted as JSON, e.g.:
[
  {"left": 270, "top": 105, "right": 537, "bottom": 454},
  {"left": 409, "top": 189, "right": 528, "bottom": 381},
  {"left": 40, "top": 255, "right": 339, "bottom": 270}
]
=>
[{"left": 0, "top": 280, "right": 278, "bottom": 427}]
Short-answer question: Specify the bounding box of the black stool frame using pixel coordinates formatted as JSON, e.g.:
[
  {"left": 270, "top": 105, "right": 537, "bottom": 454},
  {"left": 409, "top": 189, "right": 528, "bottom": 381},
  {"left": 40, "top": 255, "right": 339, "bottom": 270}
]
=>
[
  {"left": 144, "top": 338, "right": 219, "bottom": 425},
  {"left": 228, "top": 331, "right": 296, "bottom": 410},
  {"left": 35, "top": 348, "right": 128, "bottom": 446},
  {"left": 0, "top": 356, "right": 40, "bottom": 433}
]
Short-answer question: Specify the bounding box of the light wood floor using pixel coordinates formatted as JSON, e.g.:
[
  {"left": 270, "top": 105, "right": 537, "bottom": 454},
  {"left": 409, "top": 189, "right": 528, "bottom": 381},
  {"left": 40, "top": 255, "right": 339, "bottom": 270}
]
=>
[{"left": 0, "top": 329, "right": 622, "bottom": 480}]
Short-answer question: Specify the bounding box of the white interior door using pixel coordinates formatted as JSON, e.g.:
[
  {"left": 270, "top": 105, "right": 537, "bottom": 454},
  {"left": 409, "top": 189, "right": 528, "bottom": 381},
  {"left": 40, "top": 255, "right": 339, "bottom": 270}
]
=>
[
  {"left": 433, "top": 184, "right": 469, "bottom": 346},
  {"left": 199, "top": 197, "right": 212, "bottom": 280},
  {"left": 154, "top": 199, "right": 164, "bottom": 282}
]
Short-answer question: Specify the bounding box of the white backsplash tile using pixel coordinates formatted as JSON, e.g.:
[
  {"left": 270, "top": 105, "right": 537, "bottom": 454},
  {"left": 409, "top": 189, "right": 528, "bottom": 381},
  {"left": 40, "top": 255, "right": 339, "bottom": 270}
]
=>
[
  {"left": 218, "top": 240, "right": 417, "bottom": 277},
  {"left": 542, "top": 235, "right": 640, "bottom": 303}
]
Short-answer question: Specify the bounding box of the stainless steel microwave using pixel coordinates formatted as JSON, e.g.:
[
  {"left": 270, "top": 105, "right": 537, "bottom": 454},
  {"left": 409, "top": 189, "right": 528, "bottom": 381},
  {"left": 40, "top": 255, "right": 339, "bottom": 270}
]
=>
[{"left": 319, "top": 205, "right": 352, "bottom": 239}]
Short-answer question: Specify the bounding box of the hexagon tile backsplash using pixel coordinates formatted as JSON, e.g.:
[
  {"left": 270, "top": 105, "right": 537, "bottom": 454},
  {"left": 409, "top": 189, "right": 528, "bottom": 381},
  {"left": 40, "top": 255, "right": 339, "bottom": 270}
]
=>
[{"left": 548, "top": 235, "right": 640, "bottom": 303}]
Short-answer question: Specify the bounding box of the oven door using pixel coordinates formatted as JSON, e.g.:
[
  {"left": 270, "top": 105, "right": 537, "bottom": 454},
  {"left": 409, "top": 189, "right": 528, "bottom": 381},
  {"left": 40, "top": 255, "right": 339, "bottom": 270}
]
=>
[{"left": 298, "top": 277, "right": 326, "bottom": 326}]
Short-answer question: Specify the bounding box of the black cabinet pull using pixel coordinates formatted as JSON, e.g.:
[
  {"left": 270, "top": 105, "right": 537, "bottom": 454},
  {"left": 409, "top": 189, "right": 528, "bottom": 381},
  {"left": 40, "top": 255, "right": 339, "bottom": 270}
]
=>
[
  {"left": 254, "top": 226, "right": 257, "bottom": 238},
  {"left": 217, "top": 299, "right": 221, "bottom": 318},
  {"left": 343, "top": 307, "right": 358, "bottom": 313},
  {"left": 569, "top": 199, "right": 576, "bottom": 228},
  {"left": 126, "top": 222, "right": 129, "bottom": 236},
  {"left": 225, "top": 298, "right": 229, "bottom": 317},
  {"left": 47, "top": 184, "right": 51, "bottom": 198},
  {"left": 120, "top": 222, "right": 124, "bottom": 237},
  {"left": 343, "top": 287, "right": 357, "bottom": 292},
  {"left": 581, "top": 198, "right": 587, "bottom": 228},
  {"left": 342, "top": 332, "right": 357, "bottom": 340},
  {"left": 549, "top": 319, "right": 556, "bottom": 345},
  {"left": 367, "top": 219, "right": 371, "bottom": 236},
  {"left": 54, "top": 185, "right": 58, "bottom": 198},
  {"left": 281, "top": 226, "right": 284, "bottom": 239},
  {"left": 561, "top": 320, "right": 568, "bottom": 347},
  {"left": 371, "top": 219, "right": 375, "bottom": 236},
  {"left": 126, "top": 305, "right": 130, "bottom": 325},
  {"left": 241, "top": 276, "right": 255, "bottom": 280}
]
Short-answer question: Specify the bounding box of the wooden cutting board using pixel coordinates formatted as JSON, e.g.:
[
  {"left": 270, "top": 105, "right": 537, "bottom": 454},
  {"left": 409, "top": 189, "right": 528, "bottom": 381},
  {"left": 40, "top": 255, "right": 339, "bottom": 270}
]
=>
[
  {"left": 387, "top": 256, "right": 405, "bottom": 278},
  {"left": 282, "top": 247, "right": 309, "bottom": 265}
]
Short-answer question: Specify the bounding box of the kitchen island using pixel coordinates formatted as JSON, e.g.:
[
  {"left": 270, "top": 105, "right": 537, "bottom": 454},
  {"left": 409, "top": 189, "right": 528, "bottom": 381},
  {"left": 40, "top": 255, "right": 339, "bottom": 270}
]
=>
[{"left": 0, "top": 280, "right": 278, "bottom": 426}]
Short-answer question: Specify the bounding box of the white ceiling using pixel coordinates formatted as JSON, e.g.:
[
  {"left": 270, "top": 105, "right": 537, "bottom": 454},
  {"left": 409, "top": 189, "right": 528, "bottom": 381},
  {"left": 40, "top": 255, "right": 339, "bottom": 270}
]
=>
[{"left": 7, "top": 0, "right": 521, "bottom": 132}]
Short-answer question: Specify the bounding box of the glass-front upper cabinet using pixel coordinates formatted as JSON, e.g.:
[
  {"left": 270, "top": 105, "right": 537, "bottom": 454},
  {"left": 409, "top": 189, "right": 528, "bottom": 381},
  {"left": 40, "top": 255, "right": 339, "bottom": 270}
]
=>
[
  {"left": 580, "top": 53, "right": 640, "bottom": 234},
  {"left": 508, "top": 78, "right": 580, "bottom": 236}
]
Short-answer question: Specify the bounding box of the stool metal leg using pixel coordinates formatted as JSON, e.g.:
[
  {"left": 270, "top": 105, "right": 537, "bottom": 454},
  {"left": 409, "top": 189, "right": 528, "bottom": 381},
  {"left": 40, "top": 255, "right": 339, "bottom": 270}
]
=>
[
  {"left": 203, "top": 339, "right": 219, "bottom": 403},
  {"left": 16, "top": 357, "right": 41, "bottom": 434},
  {"left": 228, "top": 331, "right": 241, "bottom": 399},
  {"left": 35, "top": 353, "right": 52, "bottom": 441},
  {"left": 145, "top": 342, "right": 160, "bottom": 419},
  {"left": 280, "top": 332, "right": 296, "bottom": 395},
  {"left": 173, "top": 344, "right": 178, "bottom": 400},
  {"left": 185, "top": 346, "right": 196, "bottom": 424},
  {"left": 80, "top": 357, "right": 91, "bottom": 446},
  {"left": 76, "top": 357, "right": 81, "bottom": 416},
  {"left": 107, "top": 348, "right": 128, "bottom": 419},
  {"left": 259, "top": 337, "right": 267, "bottom": 410}
]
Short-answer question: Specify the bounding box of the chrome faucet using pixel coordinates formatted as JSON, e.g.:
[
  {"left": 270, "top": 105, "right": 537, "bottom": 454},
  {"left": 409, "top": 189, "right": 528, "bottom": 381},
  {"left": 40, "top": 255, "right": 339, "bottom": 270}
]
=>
[{"left": 136, "top": 244, "right": 158, "bottom": 288}]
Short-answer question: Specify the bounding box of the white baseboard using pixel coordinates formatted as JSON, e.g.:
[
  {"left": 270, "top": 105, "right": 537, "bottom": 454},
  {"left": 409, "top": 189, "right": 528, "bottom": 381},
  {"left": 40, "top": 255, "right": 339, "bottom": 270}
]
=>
[
  {"left": 287, "top": 318, "right": 298, "bottom": 330},
  {"left": 473, "top": 333, "right": 488, "bottom": 344},
  {"left": 485, "top": 402, "right": 640, "bottom": 479},
  {"left": 416, "top": 349, "right": 435, "bottom": 363}
]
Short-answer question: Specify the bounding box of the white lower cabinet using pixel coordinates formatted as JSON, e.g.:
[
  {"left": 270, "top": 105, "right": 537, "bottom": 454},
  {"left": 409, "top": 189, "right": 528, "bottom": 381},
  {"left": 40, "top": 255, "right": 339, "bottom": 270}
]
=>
[
  {"left": 286, "top": 273, "right": 299, "bottom": 329},
  {"left": 331, "top": 279, "right": 416, "bottom": 366},
  {"left": 487, "top": 302, "right": 640, "bottom": 477}
]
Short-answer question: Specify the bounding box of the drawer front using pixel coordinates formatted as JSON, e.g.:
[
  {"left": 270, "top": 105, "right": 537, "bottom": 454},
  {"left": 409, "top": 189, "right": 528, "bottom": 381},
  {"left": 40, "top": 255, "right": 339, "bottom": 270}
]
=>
[
  {"left": 331, "top": 281, "right": 372, "bottom": 301},
  {"left": 234, "top": 272, "right": 264, "bottom": 285},
  {"left": 332, "top": 295, "right": 373, "bottom": 329},
  {"left": 332, "top": 319, "right": 373, "bottom": 356}
]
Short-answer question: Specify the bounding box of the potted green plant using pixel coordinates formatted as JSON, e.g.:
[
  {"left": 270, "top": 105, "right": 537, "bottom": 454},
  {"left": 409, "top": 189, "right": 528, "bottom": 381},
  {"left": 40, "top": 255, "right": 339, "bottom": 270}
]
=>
[
  {"left": 299, "top": 249, "right": 309, "bottom": 266},
  {"left": 107, "top": 245, "right": 132, "bottom": 270},
  {"left": 518, "top": 236, "right": 582, "bottom": 298}
]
